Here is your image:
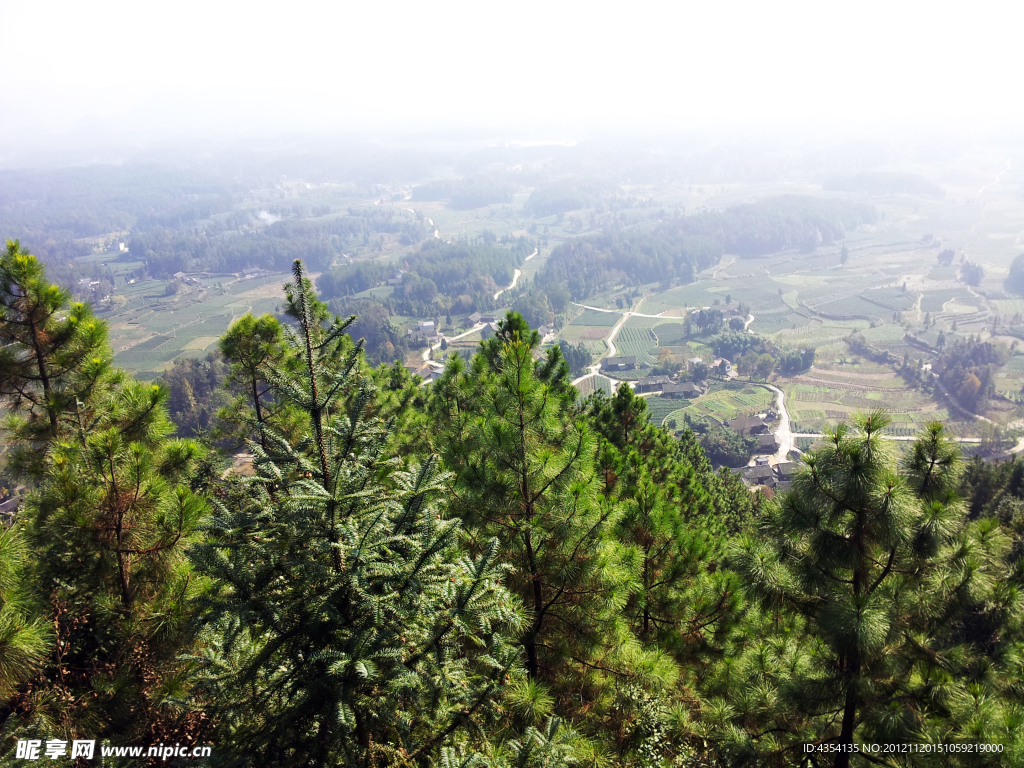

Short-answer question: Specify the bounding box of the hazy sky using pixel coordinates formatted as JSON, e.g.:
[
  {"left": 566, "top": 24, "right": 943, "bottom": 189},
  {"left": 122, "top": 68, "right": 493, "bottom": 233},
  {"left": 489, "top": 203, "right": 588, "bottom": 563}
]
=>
[{"left": 1, "top": 0, "right": 1021, "bottom": 148}]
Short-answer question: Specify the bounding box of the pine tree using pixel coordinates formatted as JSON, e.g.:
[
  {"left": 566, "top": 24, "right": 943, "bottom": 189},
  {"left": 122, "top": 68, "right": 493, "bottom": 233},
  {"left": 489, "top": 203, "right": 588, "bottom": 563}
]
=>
[
  {"left": 587, "top": 385, "right": 748, "bottom": 762},
  {"left": 0, "top": 240, "right": 109, "bottom": 475},
  {"left": 0, "top": 526, "right": 50, "bottom": 702},
  {"left": 218, "top": 312, "right": 287, "bottom": 447},
  {"left": 19, "top": 373, "right": 210, "bottom": 745},
  {"left": 0, "top": 249, "right": 212, "bottom": 747},
  {"left": 729, "top": 414, "right": 1013, "bottom": 767},
  {"left": 192, "top": 262, "right": 525, "bottom": 766},
  {"left": 430, "top": 323, "right": 632, "bottom": 686}
]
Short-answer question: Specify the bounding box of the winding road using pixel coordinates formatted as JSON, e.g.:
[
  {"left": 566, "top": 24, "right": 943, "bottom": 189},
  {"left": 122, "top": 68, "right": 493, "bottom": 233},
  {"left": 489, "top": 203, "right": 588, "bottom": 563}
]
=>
[
  {"left": 421, "top": 323, "right": 486, "bottom": 362},
  {"left": 423, "top": 249, "right": 541, "bottom": 363},
  {"left": 493, "top": 249, "right": 538, "bottom": 301},
  {"left": 570, "top": 299, "right": 652, "bottom": 383},
  {"left": 758, "top": 383, "right": 795, "bottom": 460}
]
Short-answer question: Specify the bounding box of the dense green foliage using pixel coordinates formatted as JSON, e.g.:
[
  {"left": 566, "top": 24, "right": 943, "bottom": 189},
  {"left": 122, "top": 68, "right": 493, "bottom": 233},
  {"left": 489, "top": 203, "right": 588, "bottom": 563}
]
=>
[
  {"left": 317, "top": 238, "right": 533, "bottom": 320},
  {"left": 1, "top": 247, "right": 1022, "bottom": 768},
  {"left": 160, "top": 354, "right": 230, "bottom": 437},
  {"left": 538, "top": 196, "right": 876, "bottom": 300},
  {"left": 132, "top": 207, "right": 432, "bottom": 278},
  {"left": 323, "top": 298, "right": 410, "bottom": 366},
  {"left": 558, "top": 341, "right": 592, "bottom": 376},
  {"left": 192, "top": 264, "right": 530, "bottom": 764},
  {"left": 685, "top": 415, "right": 757, "bottom": 467},
  {"left": 729, "top": 417, "right": 1018, "bottom": 766},
  {"left": 934, "top": 336, "right": 1004, "bottom": 411}
]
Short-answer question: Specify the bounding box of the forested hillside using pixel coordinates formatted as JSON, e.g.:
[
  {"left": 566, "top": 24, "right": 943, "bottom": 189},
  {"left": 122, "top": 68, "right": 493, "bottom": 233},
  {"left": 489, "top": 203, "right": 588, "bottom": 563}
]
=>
[
  {"left": 538, "top": 195, "right": 876, "bottom": 299},
  {"left": 1, "top": 241, "right": 1022, "bottom": 767}
]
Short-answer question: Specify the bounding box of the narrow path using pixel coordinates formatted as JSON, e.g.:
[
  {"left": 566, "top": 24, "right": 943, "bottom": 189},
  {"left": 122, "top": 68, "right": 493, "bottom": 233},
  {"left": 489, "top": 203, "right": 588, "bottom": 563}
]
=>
[
  {"left": 422, "top": 323, "right": 486, "bottom": 362},
  {"left": 573, "top": 298, "right": 648, "bottom": 383},
  {"left": 931, "top": 373, "right": 994, "bottom": 424},
  {"left": 571, "top": 301, "right": 668, "bottom": 319},
  {"left": 757, "top": 382, "right": 795, "bottom": 461},
  {"left": 603, "top": 311, "right": 630, "bottom": 360},
  {"left": 493, "top": 269, "right": 521, "bottom": 300},
  {"left": 977, "top": 160, "right": 1011, "bottom": 197},
  {"left": 492, "top": 249, "right": 537, "bottom": 301},
  {"left": 712, "top": 257, "right": 736, "bottom": 279}
]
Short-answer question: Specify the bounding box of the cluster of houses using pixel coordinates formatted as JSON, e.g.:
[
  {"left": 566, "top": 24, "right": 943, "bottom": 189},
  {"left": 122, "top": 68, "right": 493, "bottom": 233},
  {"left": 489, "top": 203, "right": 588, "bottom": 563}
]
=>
[
  {"left": 602, "top": 355, "right": 732, "bottom": 376},
  {"left": 403, "top": 359, "right": 445, "bottom": 382},
  {"left": 728, "top": 413, "right": 780, "bottom": 455},
  {"left": 598, "top": 354, "right": 733, "bottom": 399},
  {"left": 408, "top": 320, "right": 442, "bottom": 345},
  {"left": 633, "top": 375, "right": 708, "bottom": 399},
  {"left": 733, "top": 460, "right": 799, "bottom": 492}
]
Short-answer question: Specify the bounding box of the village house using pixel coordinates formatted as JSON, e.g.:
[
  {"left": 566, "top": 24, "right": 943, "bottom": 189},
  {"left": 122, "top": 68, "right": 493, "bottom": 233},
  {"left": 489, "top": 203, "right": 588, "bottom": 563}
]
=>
[
  {"left": 602, "top": 355, "right": 637, "bottom": 371},
  {"left": 728, "top": 415, "right": 768, "bottom": 435},
  {"left": 479, "top": 322, "right": 501, "bottom": 340},
  {"left": 635, "top": 375, "right": 671, "bottom": 394},
  {"left": 775, "top": 461, "right": 800, "bottom": 480},
  {"left": 736, "top": 464, "right": 776, "bottom": 488},
  {"left": 662, "top": 381, "right": 706, "bottom": 399}
]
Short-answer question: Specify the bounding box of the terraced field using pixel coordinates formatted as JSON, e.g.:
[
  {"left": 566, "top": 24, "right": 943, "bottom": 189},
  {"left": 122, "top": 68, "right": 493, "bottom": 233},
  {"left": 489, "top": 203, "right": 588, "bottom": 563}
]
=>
[
  {"left": 571, "top": 309, "right": 620, "bottom": 326},
  {"left": 106, "top": 273, "right": 286, "bottom": 372},
  {"left": 813, "top": 294, "right": 888, "bottom": 318},
  {"left": 661, "top": 384, "right": 775, "bottom": 427},
  {"left": 750, "top": 310, "right": 808, "bottom": 334},
  {"left": 613, "top": 326, "right": 659, "bottom": 366},
  {"left": 920, "top": 289, "right": 972, "bottom": 313}
]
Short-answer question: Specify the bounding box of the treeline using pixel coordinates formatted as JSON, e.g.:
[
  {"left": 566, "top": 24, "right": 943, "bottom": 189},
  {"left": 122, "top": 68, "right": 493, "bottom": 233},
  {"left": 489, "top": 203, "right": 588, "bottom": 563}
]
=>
[
  {"left": 2, "top": 242, "right": 1024, "bottom": 766},
  {"left": 934, "top": 336, "right": 1004, "bottom": 411},
  {"left": 131, "top": 208, "right": 432, "bottom": 278},
  {"left": 540, "top": 230, "right": 721, "bottom": 300},
  {"left": 318, "top": 237, "right": 532, "bottom": 316},
  {"left": 524, "top": 177, "right": 617, "bottom": 216},
  {"left": 538, "top": 195, "right": 875, "bottom": 300},
  {"left": 311, "top": 237, "right": 534, "bottom": 361},
  {"left": 0, "top": 164, "right": 235, "bottom": 242},
  {"left": 1006, "top": 253, "right": 1024, "bottom": 295}
]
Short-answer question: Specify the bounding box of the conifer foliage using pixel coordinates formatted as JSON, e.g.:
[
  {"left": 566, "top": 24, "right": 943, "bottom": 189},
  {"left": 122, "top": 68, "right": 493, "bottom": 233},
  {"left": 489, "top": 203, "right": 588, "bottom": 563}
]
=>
[
  {"left": 0, "top": 242, "right": 211, "bottom": 747},
  {"left": 2, "top": 239, "right": 1023, "bottom": 768},
  {"left": 430, "top": 318, "right": 632, "bottom": 687},
  {"left": 730, "top": 414, "right": 1015, "bottom": 766},
  {"left": 192, "top": 262, "right": 525, "bottom": 766},
  {"left": 0, "top": 240, "right": 108, "bottom": 472}
]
